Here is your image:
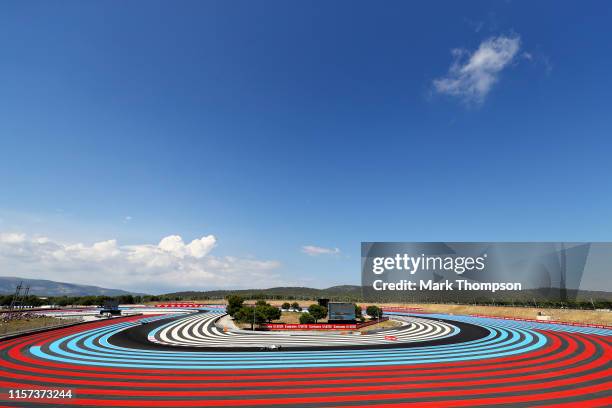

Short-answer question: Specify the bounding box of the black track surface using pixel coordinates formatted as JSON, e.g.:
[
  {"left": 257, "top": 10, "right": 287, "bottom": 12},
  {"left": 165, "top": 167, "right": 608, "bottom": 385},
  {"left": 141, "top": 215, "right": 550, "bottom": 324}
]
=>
[{"left": 108, "top": 313, "right": 489, "bottom": 352}]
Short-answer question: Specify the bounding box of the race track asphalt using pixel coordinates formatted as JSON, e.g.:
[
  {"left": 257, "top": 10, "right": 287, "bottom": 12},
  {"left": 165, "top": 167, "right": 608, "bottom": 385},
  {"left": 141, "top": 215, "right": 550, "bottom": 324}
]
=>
[{"left": 1, "top": 310, "right": 610, "bottom": 407}]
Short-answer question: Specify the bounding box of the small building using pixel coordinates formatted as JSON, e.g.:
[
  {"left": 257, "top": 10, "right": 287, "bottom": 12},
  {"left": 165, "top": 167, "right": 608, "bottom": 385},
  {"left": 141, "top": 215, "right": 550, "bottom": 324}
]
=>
[
  {"left": 317, "top": 298, "right": 330, "bottom": 308},
  {"left": 100, "top": 300, "right": 121, "bottom": 316}
]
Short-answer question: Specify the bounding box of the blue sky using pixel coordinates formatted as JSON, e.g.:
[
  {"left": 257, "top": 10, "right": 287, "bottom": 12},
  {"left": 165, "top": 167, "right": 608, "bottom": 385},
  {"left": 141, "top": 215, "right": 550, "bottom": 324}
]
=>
[{"left": 1, "top": 1, "right": 611, "bottom": 293}]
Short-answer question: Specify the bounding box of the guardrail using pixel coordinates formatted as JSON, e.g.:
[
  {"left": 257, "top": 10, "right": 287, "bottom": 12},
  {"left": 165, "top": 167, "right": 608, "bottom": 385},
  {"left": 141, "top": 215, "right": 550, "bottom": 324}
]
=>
[
  {"left": 380, "top": 306, "right": 427, "bottom": 313},
  {"left": 469, "top": 314, "right": 612, "bottom": 329},
  {"left": 154, "top": 304, "right": 225, "bottom": 308}
]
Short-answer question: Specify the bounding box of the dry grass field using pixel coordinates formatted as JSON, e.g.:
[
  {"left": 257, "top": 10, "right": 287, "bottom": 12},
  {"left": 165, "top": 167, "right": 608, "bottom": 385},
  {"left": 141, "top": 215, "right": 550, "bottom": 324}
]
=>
[
  {"left": 235, "top": 311, "right": 327, "bottom": 329},
  {"left": 0, "top": 315, "right": 81, "bottom": 336},
  {"left": 259, "top": 300, "right": 610, "bottom": 325},
  {"left": 375, "top": 303, "right": 612, "bottom": 326},
  {"left": 358, "top": 318, "right": 402, "bottom": 332},
  {"left": 273, "top": 311, "right": 325, "bottom": 324},
  {"left": 148, "top": 299, "right": 611, "bottom": 326}
]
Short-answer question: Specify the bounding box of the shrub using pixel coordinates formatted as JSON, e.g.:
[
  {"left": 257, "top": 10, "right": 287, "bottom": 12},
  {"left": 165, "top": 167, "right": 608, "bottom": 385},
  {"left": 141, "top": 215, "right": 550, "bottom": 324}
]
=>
[
  {"left": 258, "top": 304, "right": 281, "bottom": 322},
  {"left": 366, "top": 305, "right": 383, "bottom": 320},
  {"left": 299, "top": 312, "right": 316, "bottom": 324},
  {"left": 354, "top": 304, "right": 363, "bottom": 319},
  {"left": 308, "top": 304, "right": 328, "bottom": 322}
]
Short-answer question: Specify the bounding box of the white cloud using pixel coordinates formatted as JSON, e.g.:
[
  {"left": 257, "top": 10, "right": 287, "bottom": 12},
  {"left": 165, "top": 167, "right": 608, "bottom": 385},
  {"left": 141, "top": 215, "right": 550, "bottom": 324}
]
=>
[
  {"left": 0, "top": 232, "right": 283, "bottom": 293},
  {"left": 433, "top": 35, "right": 521, "bottom": 104},
  {"left": 301, "top": 245, "right": 340, "bottom": 256},
  {"left": 0, "top": 232, "right": 27, "bottom": 244}
]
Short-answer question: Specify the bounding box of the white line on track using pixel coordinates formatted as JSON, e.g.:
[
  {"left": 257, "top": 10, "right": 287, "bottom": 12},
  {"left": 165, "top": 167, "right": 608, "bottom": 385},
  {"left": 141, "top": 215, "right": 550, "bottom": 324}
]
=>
[{"left": 150, "top": 312, "right": 458, "bottom": 348}]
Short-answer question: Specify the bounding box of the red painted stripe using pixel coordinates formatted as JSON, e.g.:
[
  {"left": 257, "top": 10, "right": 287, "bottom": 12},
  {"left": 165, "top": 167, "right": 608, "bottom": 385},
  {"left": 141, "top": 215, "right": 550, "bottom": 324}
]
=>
[
  {"left": 3, "top": 328, "right": 588, "bottom": 380},
  {"left": 3, "top": 333, "right": 588, "bottom": 389},
  {"left": 1, "top": 324, "right": 608, "bottom": 407},
  {"left": 1, "top": 327, "right": 567, "bottom": 377},
  {"left": 2, "top": 340, "right": 606, "bottom": 397},
  {"left": 3, "top": 328, "right": 565, "bottom": 380},
  {"left": 535, "top": 397, "right": 612, "bottom": 408},
  {"left": 0, "top": 382, "right": 608, "bottom": 407}
]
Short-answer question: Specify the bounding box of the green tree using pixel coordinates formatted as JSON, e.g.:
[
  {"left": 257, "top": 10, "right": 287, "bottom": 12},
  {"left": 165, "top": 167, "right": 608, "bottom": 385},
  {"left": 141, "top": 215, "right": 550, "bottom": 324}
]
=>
[
  {"left": 233, "top": 306, "right": 257, "bottom": 330},
  {"left": 308, "top": 304, "right": 328, "bottom": 322},
  {"left": 233, "top": 302, "right": 281, "bottom": 328},
  {"left": 55, "top": 297, "right": 70, "bottom": 307},
  {"left": 236, "top": 306, "right": 263, "bottom": 328},
  {"left": 281, "top": 302, "right": 291, "bottom": 310},
  {"left": 291, "top": 302, "right": 301, "bottom": 311},
  {"left": 299, "top": 312, "right": 316, "bottom": 324},
  {"left": 79, "top": 296, "right": 97, "bottom": 306},
  {"left": 226, "top": 295, "right": 244, "bottom": 317},
  {"left": 366, "top": 305, "right": 383, "bottom": 320},
  {"left": 27, "top": 296, "right": 44, "bottom": 307},
  {"left": 117, "top": 294, "right": 135, "bottom": 304},
  {"left": 233, "top": 306, "right": 249, "bottom": 323},
  {"left": 257, "top": 304, "right": 281, "bottom": 322}
]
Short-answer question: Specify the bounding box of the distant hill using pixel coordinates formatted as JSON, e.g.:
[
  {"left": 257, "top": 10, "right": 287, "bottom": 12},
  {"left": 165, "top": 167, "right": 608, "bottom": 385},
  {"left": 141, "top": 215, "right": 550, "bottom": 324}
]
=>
[
  {"left": 162, "top": 285, "right": 612, "bottom": 306},
  {"left": 163, "top": 285, "right": 363, "bottom": 301},
  {"left": 0, "top": 276, "right": 144, "bottom": 297}
]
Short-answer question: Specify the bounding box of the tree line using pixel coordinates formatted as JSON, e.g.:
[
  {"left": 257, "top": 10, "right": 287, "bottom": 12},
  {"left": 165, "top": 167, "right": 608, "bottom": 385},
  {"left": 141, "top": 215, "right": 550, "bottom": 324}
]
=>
[
  {"left": 226, "top": 296, "right": 281, "bottom": 330},
  {"left": 224, "top": 296, "right": 385, "bottom": 327},
  {"left": 1, "top": 292, "right": 610, "bottom": 310},
  {"left": 0, "top": 294, "right": 145, "bottom": 308}
]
